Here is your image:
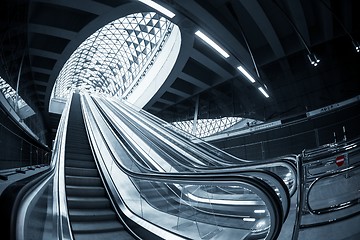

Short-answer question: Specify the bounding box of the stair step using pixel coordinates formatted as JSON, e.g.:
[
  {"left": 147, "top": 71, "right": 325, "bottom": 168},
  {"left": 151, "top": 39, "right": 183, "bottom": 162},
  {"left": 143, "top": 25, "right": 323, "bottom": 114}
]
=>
[
  {"left": 67, "top": 127, "right": 86, "bottom": 131},
  {"left": 66, "top": 153, "right": 93, "bottom": 161},
  {"left": 71, "top": 220, "right": 123, "bottom": 233},
  {"left": 66, "top": 175, "right": 102, "bottom": 186},
  {"left": 66, "top": 136, "right": 88, "bottom": 142},
  {"left": 69, "top": 209, "right": 117, "bottom": 221},
  {"left": 65, "top": 159, "right": 97, "bottom": 168},
  {"left": 66, "top": 185, "right": 106, "bottom": 197},
  {"left": 66, "top": 138, "right": 89, "bottom": 144},
  {"left": 65, "top": 167, "right": 99, "bottom": 177},
  {"left": 73, "top": 230, "right": 133, "bottom": 240},
  {"left": 67, "top": 196, "right": 111, "bottom": 209},
  {"left": 66, "top": 145, "right": 92, "bottom": 152},
  {"left": 65, "top": 94, "right": 133, "bottom": 239}
]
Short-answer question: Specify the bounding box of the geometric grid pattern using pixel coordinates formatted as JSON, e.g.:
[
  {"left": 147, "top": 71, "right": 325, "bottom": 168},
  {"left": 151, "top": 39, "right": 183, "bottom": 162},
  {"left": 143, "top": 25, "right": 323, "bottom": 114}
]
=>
[
  {"left": 52, "top": 12, "right": 174, "bottom": 99},
  {"left": 0, "top": 76, "right": 28, "bottom": 109},
  {"left": 172, "top": 117, "right": 243, "bottom": 138}
]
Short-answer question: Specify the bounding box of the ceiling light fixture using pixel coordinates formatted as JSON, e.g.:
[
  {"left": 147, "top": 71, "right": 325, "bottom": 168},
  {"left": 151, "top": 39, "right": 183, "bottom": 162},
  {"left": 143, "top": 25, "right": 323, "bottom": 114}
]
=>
[
  {"left": 319, "top": 0, "right": 359, "bottom": 53},
  {"left": 352, "top": 40, "right": 360, "bottom": 53},
  {"left": 274, "top": 0, "right": 320, "bottom": 66},
  {"left": 307, "top": 52, "right": 320, "bottom": 66},
  {"left": 226, "top": 4, "right": 271, "bottom": 99},
  {"left": 258, "top": 87, "right": 269, "bottom": 98},
  {"left": 237, "top": 66, "right": 256, "bottom": 83},
  {"left": 138, "top": 0, "right": 175, "bottom": 19},
  {"left": 195, "top": 30, "right": 230, "bottom": 58}
]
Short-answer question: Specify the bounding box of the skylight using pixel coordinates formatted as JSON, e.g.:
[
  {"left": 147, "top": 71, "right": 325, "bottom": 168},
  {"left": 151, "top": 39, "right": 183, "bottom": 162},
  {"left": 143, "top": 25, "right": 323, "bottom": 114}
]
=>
[
  {"left": 0, "top": 76, "right": 34, "bottom": 117},
  {"left": 172, "top": 117, "right": 243, "bottom": 138},
  {"left": 51, "top": 12, "right": 175, "bottom": 101}
]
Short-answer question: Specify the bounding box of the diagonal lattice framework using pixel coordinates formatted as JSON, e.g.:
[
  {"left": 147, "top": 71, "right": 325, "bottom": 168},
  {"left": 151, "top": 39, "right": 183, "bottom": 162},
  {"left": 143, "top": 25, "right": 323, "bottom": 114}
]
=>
[
  {"left": 0, "top": 76, "right": 28, "bottom": 109},
  {"left": 172, "top": 117, "right": 244, "bottom": 138},
  {"left": 52, "top": 12, "right": 173, "bottom": 100}
]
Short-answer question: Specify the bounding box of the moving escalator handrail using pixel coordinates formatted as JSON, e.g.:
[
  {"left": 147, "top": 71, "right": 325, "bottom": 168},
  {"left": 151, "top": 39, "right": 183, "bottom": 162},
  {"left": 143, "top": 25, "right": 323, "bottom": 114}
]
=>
[
  {"left": 95, "top": 97, "right": 210, "bottom": 170},
  {"left": 0, "top": 162, "right": 53, "bottom": 240},
  {"left": 105, "top": 96, "right": 297, "bottom": 196},
  {"left": 82, "top": 94, "right": 286, "bottom": 240},
  {"left": 306, "top": 161, "right": 360, "bottom": 215},
  {"left": 9, "top": 93, "right": 74, "bottom": 240},
  {"left": 53, "top": 93, "right": 74, "bottom": 240},
  {"left": 91, "top": 95, "right": 293, "bottom": 216},
  {"left": 120, "top": 97, "right": 295, "bottom": 168},
  {"left": 94, "top": 100, "right": 292, "bottom": 222},
  {"left": 94, "top": 101, "right": 292, "bottom": 222},
  {"left": 99, "top": 95, "right": 297, "bottom": 181}
]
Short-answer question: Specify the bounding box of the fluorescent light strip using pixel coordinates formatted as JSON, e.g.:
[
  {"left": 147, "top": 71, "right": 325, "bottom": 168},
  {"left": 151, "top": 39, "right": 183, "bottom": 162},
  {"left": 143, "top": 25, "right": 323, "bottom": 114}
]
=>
[
  {"left": 243, "top": 217, "right": 256, "bottom": 222},
  {"left": 138, "top": 0, "right": 175, "bottom": 18},
  {"left": 237, "top": 66, "right": 256, "bottom": 83},
  {"left": 254, "top": 209, "right": 266, "bottom": 214},
  {"left": 195, "top": 30, "right": 230, "bottom": 58},
  {"left": 258, "top": 87, "right": 269, "bottom": 98}
]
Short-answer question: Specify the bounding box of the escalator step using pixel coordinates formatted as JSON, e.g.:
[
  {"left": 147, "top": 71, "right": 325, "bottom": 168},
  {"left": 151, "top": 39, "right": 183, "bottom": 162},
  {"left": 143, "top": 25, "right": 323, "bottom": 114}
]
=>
[
  {"left": 66, "top": 159, "right": 97, "bottom": 168},
  {"left": 66, "top": 175, "right": 102, "bottom": 186},
  {"left": 69, "top": 209, "right": 117, "bottom": 221},
  {"left": 67, "top": 142, "right": 89, "bottom": 147},
  {"left": 66, "top": 145, "right": 92, "bottom": 152},
  {"left": 66, "top": 186, "right": 106, "bottom": 197},
  {"left": 71, "top": 219, "right": 123, "bottom": 233},
  {"left": 67, "top": 196, "right": 111, "bottom": 209},
  {"left": 63, "top": 94, "right": 134, "bottom": 240},
  {"left": 66, "top": 153, "right": 93, "bottom": 161},
  {"left": 73, "top": 229, "right": 133, "bottom": 240},
  {"left": 66, "top": 138, "right": 89, "bottom": 144},
  {"left": 65, "top": 167, "right": 99, "bottom": 177}
]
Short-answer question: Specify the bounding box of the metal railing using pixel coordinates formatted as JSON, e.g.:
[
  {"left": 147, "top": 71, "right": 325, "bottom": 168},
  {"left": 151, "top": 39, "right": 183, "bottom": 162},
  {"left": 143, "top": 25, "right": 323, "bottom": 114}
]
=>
[
  {"left": 82, "top": 94, "right": 288, "bottom": 240},
  {"left": 15, "top": 94, "right": 74, "bottom": 240},
  {"left": 0, "top": 122, "right": 50, "bottom": 177},
  {"left": 292, "top": 138, "right": 360, "bottom": 239}
]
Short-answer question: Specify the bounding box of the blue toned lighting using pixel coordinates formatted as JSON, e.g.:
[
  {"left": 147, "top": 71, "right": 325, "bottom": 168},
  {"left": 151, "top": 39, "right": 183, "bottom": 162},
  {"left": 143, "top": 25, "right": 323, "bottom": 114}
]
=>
[
  {"left": 237, "top": 66, "right": 256, "bottom": 83},
  {"left": 352, "top": 40, "right": 360, "bottom": 53},
  {"left": 258, "top": 87, "right": 269, "bottom": 98},
  {"left": 195, "top": 30, "right": 230, "bottom": 58},
  {"left": 138, "top": 0, "right": 175, "bottom": 18},
  {"left": 307, "top": 52, "right": 320, "bottom": 66}
]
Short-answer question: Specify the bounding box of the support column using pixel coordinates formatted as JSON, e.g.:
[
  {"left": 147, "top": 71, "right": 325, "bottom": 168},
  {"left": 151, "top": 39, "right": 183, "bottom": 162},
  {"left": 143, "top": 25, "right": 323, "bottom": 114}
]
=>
[
  {"left": 15, "top": 53, "right": 25, "bottom": 113},
  {"left": 192, "top": 95, "right": 199, "bottom": 136}
]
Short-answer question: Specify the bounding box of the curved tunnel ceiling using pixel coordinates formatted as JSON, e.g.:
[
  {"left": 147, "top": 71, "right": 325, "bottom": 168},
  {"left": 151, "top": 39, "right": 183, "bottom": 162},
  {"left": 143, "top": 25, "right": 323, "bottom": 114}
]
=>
[{"left": 0, "top": 0, "right": 359, "bottom": 142}]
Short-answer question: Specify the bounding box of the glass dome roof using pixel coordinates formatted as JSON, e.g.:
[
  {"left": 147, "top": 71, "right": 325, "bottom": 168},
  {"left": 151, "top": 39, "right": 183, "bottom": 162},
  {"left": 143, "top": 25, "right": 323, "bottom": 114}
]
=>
[{"left": 52, "top": 12, "right": 174, "bottom": 100}]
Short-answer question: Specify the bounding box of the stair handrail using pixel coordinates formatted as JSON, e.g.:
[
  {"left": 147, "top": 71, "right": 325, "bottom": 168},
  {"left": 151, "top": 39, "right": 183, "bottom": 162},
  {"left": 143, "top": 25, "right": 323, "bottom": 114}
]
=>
[
  {"left": 104, "top": 96, "right": 297, "bottom": 197},
  {"left": 92, "top": 95, "right": 292, "bottom": 218},
  {"left": 14, "top": 94, "right": 74, "bottom": 240},
  {"left": 81, "top": 94, "right": 285, "bottom": 240}
]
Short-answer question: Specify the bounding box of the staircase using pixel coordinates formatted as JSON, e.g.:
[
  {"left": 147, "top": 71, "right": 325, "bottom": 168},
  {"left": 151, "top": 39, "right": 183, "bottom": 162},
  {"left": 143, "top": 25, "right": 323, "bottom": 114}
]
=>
[{"left": 64, "top": 94, "right": 134, "bottom": 240}]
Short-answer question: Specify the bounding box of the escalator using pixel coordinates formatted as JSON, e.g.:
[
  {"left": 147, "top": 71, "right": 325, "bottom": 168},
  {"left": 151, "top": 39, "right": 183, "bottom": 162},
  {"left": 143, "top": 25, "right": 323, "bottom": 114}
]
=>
[
  {"left": 6, "top": 93, "right": 289, "bottom": 240},
  {"left": 82, "top": 93, "right": 288, "bottom": 239},
  {"left": 64, "top": 94, "right": 134, "bottom": 240},
  {"left": 89, "top": 95, "right": 291, "bottom": 217},
  {"left": 95, "top": 96, "right": 297, "bottom": 196}
]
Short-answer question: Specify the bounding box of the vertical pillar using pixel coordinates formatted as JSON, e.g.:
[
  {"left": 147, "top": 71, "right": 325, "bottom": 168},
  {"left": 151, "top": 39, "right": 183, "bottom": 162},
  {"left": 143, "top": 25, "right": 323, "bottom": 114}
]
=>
[
  {"left": 261, "top": 141, "right": 265, "bottom": 160},
  {"left": 15, "top": 53, "right": 25, "bottom": 113},
  {"left": 314, "top": 128, "right": 320, "bottom": 147},
  {"left": 192, "top": 95, "right": 199, "bottom": 136}
]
